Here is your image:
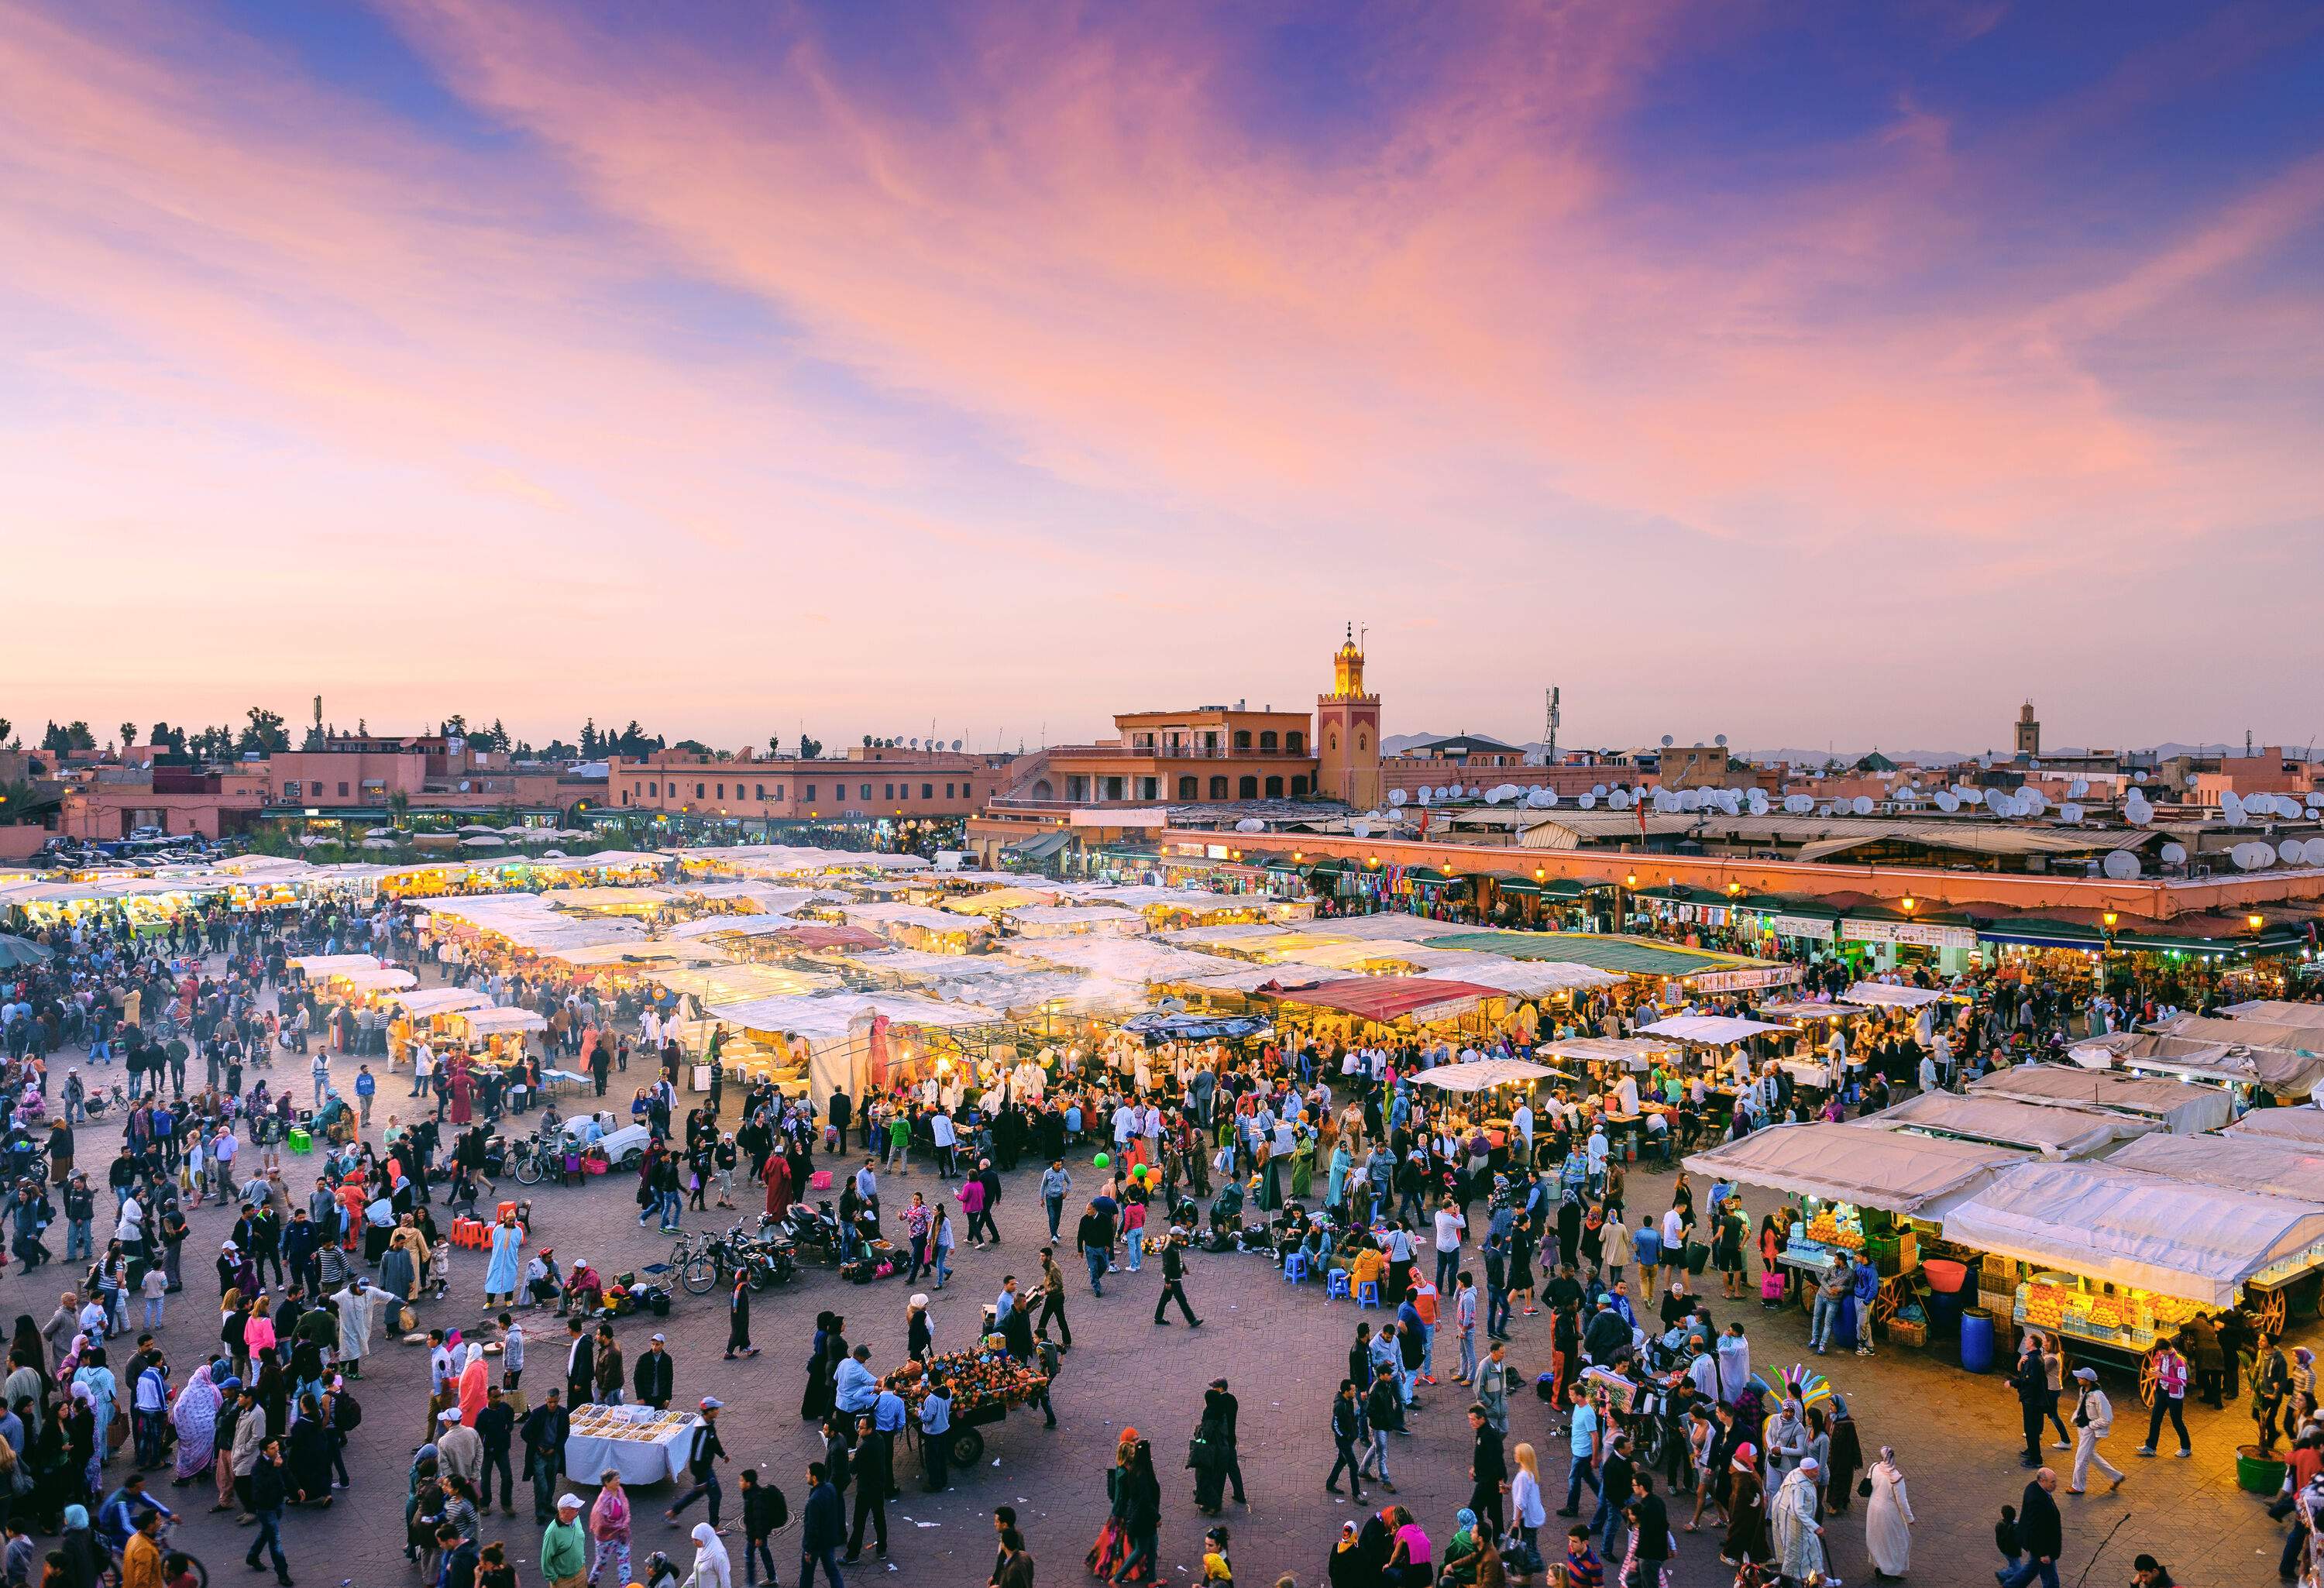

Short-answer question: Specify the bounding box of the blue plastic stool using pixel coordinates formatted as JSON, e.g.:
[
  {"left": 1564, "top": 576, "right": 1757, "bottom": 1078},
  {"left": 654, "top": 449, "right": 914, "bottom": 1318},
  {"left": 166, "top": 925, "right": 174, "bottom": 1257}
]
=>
[
  {"left": 1283, "top": 1252, "right": 1308, "bottom": 1284},
  {"left": 1356, "top": 1280, "right": 1381, "bottom": 1309},
  {"left": 1326, "top": 1270, "right": 1352, "bottom": 1301}
]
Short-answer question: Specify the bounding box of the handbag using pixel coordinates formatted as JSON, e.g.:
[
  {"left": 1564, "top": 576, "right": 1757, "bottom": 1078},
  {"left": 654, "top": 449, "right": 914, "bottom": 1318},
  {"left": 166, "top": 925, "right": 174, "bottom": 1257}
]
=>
[{"left": 1857, "top": 1476, "right": 1872, "bottom": 1498}]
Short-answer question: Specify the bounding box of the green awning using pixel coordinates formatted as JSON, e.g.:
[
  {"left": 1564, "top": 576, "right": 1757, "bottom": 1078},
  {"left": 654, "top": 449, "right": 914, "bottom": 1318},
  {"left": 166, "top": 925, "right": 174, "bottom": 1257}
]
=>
[
  {"left": 2116, "top": 926, "right": 2309, "bottom": 955},
  {"left": 1430, "top": 930, "right": 1779, "bottom": 978},
  {"left": 1406, "top": 867, "right": 1453, "bottom": 885},
  {"left": 1738, "top": 895, "right": 1841, "bottom": 919}
]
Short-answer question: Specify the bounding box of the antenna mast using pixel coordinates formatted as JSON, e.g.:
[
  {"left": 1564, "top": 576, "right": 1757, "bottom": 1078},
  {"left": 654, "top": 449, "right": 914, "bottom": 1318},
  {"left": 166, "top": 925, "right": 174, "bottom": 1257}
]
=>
[{"left": 1541, "top": 686, "right": 1560, "bottom": 765}]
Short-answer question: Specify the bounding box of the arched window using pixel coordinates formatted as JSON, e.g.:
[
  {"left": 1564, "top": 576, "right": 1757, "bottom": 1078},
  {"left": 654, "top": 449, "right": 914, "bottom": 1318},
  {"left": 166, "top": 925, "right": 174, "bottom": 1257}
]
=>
[
  {"left": 1234, "top": 730, "right": 1253, "bottom": 749},
  {"left": 1237, "top": 775, "right": 1259, "bottom": 799},
  {"left": 1176, "top": 775, "right": 1198, "bottom": 799},
  {"left": 1208, "top": 776, "right": 1229, "bottom": 799},
  {"left": 1291, "top": 775, "right": 1309, "bottom": 798},
  {"left": 1356, "top": 731, "right": 1368, "bottom": 751},
  {"left": 1329, "top": 732, "right": 1339, "bottom": 752},
  {"left": 1286, "top": 731, "right": 1304, "bottom": 754},
  {"left": 1263, "top": 775, "right": 1284, "bottom": 799},
  {"left": 1259, "top": 730, "right": 1277, "bottom": 751}
]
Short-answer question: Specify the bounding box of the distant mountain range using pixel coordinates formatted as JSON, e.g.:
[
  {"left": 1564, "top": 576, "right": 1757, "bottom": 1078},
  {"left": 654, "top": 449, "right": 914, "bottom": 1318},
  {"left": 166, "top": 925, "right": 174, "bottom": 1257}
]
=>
[{"left": 1381, "top": 733, "right": 2307, "bottom": 765}]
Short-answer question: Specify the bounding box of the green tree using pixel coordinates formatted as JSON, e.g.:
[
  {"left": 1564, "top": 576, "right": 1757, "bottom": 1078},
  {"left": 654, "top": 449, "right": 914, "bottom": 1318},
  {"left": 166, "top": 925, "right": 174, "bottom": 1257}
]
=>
[
  {"left": 579, "top": 718, "right": 600, "bottom": 758},
  {"left": 766, "top": 734, "right": 782, "bottom": 758},
  {"left": 798, "top": 735, "right": 823, "bottom": 759},
  {"left": 237, "top": 706, "right": 289, "bottom": 754},
  {"left": 440, "top": 715, "right": 469, "bottom": 739},
  {"left": 119, "top": 721, "right": 137, "bottom": 751}
]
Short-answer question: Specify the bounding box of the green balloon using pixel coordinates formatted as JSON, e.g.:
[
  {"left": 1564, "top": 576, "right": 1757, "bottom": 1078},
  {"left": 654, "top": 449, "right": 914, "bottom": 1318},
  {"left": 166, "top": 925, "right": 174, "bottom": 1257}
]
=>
[{"left": 1094, "top": 1152, "right": 1112, "bottom": 1169}]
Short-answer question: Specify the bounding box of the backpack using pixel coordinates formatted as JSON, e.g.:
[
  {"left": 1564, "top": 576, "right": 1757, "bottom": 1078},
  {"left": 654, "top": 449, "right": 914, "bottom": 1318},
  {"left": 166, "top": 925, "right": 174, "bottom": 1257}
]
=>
[{"left": 335, "top": 1388, "right": 363, "bottom": 1431}]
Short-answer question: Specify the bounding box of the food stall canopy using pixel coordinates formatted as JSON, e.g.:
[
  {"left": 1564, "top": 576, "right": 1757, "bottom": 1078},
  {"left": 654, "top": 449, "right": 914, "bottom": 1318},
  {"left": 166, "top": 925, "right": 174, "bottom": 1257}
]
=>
[
  {"left": 1838, "top": 982, "right": 1947, "bottom": 1009},
  {"left": 940, "top": 888, "right": 1062, "bottom": 916},
  {"left": 2109, "top": 1133, "right": 2324, "bottom": 1205},
  {"left": 1940, "top": 1160, "right": 2324, "bottom": 1308},
  {"left": 1006, "top": 905, "right": 1148, "bottom": 938},
  {"left": 551, "top": 940, "right": 728, "bottom": 968},
  {"left": 1434, "top": 958, "right": 1626, "bottom": 998},
  {"left": 849, "top": 949, "right": 1030, "bottom": 983},
  {"left": 1319, "top": 913, "right": 1481, "bottom": 942},
  {"left": 646, "top": 964, "right": 841, "bottom": 1004},
  {"left": 1638, "top": 1015, "right": 1791, "bottom": 1046},
  {"left": 459, "top": 1006, "right": 548, "bottom": 1035},
  {"left": 1852, "top": 1091, "right": 2146, "bottom": 1159},
  {"left": 1016, "top": 937, "right": 1243, "bottom": 986},
  {"left": 1408, "top": 1057, "right": 1563, "bottom": 1092},
  {"left": 2217, "top": 1001, "right": 2324, "bottom": 1030},
  {"left": 1162, "top": 923, "right": 1298, "bottom": 948},
  {"left": 1274, "top": 977, "right": 1499, "bottom": 1026},
  {"left": 2151, "top": 1013, "right": 2324, "bottom": 1056},
  {"left": 703, "top": 991, "right": 1002, "bottom": 1043},
  {"left": 1682, "top": 1122, "right": 2020, "bottom": 1216},
  {"left": 764, "top": 923, "right": 887, "bottom": 952},
  {"left": 841, "top": 902, "right": 994, "bottom": 937},
  {"left": 290, "top": 954, "right": 389, "bottom": 974},
  {"left": 2226, "top": 1108, "right": 2324, "bottom": 1146},
  {"left": 2068, "top": 1031, "right": 2324, "bottom": 1098},
  {"left": 332, "top": 966, "right": 418, "bottom": 992},
  {"left": 380, "top": 988, "right": 493, "bottom": 1018},
  {"left": 1175, "top": 962, "right": 1329, "bottom": 995},
  {"left": 1119, "top": 1012, "right": 1274, "bottom": 1043},
  {"left": 1968, "top": 1064, "right": 2234, "bottom": 1135},
  {"left": 665, "top": 914, "right": 813, "bottom": 943},
  {"left": 1538, "top": 1036, "right": 1678, "bottom": 1071},
  {"left": 1755, "top": 1001, "right": 1850, "bottom": 1023}
]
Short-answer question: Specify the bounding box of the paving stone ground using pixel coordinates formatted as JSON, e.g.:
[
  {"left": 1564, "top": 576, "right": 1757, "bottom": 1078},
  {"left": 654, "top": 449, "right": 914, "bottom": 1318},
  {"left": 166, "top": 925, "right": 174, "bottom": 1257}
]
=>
[{"left": 6, "top": 973, "right": 2305, "bottom": 1586}]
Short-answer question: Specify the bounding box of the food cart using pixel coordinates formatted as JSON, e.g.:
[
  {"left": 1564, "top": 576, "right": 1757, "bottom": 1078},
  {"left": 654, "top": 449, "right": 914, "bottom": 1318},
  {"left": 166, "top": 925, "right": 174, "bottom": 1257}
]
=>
[
  {"left": 883, "top": 1345, "right": 1050, "bottom": 1469},
  {"left": 1684, "top": 1122, "right": 2022, "bottom": 1334},
  {"left": 1941, "top": 1155, "right": 2324, "bottom": 1394}
]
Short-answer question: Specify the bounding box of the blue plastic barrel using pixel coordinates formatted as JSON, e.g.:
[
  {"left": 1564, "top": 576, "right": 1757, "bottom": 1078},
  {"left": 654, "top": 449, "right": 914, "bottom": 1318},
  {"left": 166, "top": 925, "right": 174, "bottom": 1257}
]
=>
[
  {"left": 1959, "top": 1307, "right": 1995, "bottom": 1373},
  {"left": 1926, "top": 1287, "right": 1965, "bottom": 1335}
]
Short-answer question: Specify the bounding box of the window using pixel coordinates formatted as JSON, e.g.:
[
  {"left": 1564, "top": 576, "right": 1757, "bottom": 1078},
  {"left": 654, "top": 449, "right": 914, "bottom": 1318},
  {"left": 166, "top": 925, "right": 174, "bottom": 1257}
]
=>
[
  {"left": 1176, "top": 775, "right": 1198, "bottom": 799},
  {"left": 946, "top": 782, "right": 955, "bottom": 799},
  {"left": 773, "top": 785, "right": 783, "bottom": 801},
  {"left": 1234, "top": 730, "right": 1253, "bottom": 749},
  {"left": 621, "top": 791, "right": 630, "bottom": 806},
  {"left": 281, "top": 781, "right": 299, "bottom": 798},
  {"left": 922, "top": 783, "right": 933, "bottom": 800},
  {"left": 754, "top": 784, "right": 765, "bottom": 800},
  {"left": 1259, "top": 730, "right": 1277, "bottom": 751},
  {"left": 716, "top": 783, "right": 724, "bottom": 799},
  {"left": 1238, "top": 775, "right": 1258, "bottom": 799},
  {"left": 860, "top": 784, "right": 871, "bottom": 800},
  {"left": 1357, "top": 732, "right": 1367, "bottom": 751},
  {"left": 1264, "top": 775, "right": 1284, "bottom": 799},
  {"left": 337, "top": 782, "right": 349, "bottom": 797},
  {"left": 1067, "top": 775, "right": 1089, "bottom": 801},
  {"left": 1329, "top": 732, "right": 1339, "bottom": 752},
  {"left": 1104, "top": 776, "right": 1126, "bottom": 801},
  {"left": 805, "top": 785, "right": 816, "bottom": 801},
  {"left": 648, "top": 782, "right": 658, "bottom": 797},
  {"left": 884, "top": 783, "right": 894, "bottom": 800},
  {"left": 696, "top": 782, "right": 706, "bottom": 799},
  {"left": 1137, "top": 777, "right": 1158, "bottom": 800},
  {"left": 1286, "top": 730, "right": 1304, "bottom": 754},
  {"left": 964, "top": 785, "right": 973, "bottom": 801},
  {"left": 1208, "top": 775, "right": 1228, "bottom": 799},
  {"left": 1291, "top": 775, "right": 1309, "bottom": 798}
]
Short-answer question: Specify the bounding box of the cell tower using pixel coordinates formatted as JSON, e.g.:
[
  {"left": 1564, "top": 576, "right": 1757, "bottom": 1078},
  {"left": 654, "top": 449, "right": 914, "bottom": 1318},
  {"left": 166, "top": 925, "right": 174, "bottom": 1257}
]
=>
[{"left": 1539, "top": 686, "right": 1560, "bottom": 765}]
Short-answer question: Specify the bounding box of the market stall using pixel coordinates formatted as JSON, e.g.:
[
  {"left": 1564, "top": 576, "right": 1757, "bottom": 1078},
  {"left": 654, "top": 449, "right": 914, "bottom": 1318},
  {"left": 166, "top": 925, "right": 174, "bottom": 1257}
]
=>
[
  {"left": 2227, "top": 1108, "right": 2324, "bottom": 1146},
  {"left": 1968, "top": 1064, "right": 2235, "bottom": 1136},
  {"left": 1852, "top": 1091, "right": 2147, "bottom": 1159},
  {"left": 882, "top": 1347, "right": 1050, "bottom": 1469},
  {"left": 1941, "top": 1158, "right": 2324, "bottom": 1357},
  {"left": 562, "top": 1404, "right": 702, "bottom": 1485}
]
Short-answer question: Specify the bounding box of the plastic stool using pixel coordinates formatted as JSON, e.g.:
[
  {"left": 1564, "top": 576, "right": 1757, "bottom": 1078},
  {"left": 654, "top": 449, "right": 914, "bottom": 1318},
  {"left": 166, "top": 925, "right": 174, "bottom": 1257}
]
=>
[
  {"left": 1283, "top": 1252, "right": 1308, "bottom": 1284},
  {"left": 287, "top": 1129, "right": 312, "bottom": 1155},
  {"left": 497, "top": 1201, "right": 519, "bottom": 1222},
  {"left": 1326, "top": 1270, "right": 1352, "bottom": 1301},
  {"left": 1356, "top": 1280, "right": 1381, "bottom": 1309}
]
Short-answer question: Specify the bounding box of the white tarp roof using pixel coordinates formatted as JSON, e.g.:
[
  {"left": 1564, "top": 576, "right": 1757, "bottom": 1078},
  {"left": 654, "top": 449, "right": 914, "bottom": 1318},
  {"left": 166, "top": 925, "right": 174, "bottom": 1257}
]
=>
[
  {"left": 1540, "top": 1036, "right": 1679, "bottom": 1071},
  {"left": 2152, "top": 1013, "right": 2324, "bottom": 1054},
  {"left": 840, "top": 902, "right": 992, "bottom": 934},
  {"left": 1175, "top": 962, "right": 1329, "bottom": 994},
  {"left": 646, "top": 964, "right": 840, "bottom": 1003},
  {"left": 332, "top": 966, "right": 418, "bottom": 992},
  {"left": 1941, "top": 1160, "right": 2324, "bottom": 1307},
  {"left": 2216, "top": 1001, "right": 2324, "bottom": 1029},
  {"left": 1755, "top": 1000, "right": 1851, "bottom": 1022},
  {"left": 1435, "top": 958, "right": 1626, "bottom": 998},
  {"left": 456, "top": 1006, "right": 547, "bottom": 1035},
  {"left": 848, "top": 949, "right": 1031, "bottom": 983},
  {"left": 290, "top": 954, "right": 387, "bottom": 974},
  {"left": 2228, "top": 1109, "right": 2324, "bottom": 1146},
  {"left": 2069, "top": 1031, "right": 2324, "bottom": 1098},
  {"left": 1016, "top": 937, "right": 1239, "bottom": 985},
  {"left": 1409, "top": 1057, "right": 1563, "bottom": 1092},
  {"left": 1006, "top": 905, "right": 1150, "bottom": 937},
  {"left": 703, "top": 991, "right": 1002, "bottom": 1041},
  {"left": 1969, "top": 1064, "right": 2234, "bottom": 1134},
  {"left": 1162, "top": 923, "right": 1298, "bottom": 947},
  {"left": 1839, "top": 982, "right": 1946, "bottom": 1009},
  {"left": 2109, "top": 1133, "right": 2324, "bottom": 1206},
  {"left": 552, "top": 940, "right": 729, "bottom": 968},
  {"left": 1318, "top": 913, "right": 1479, "bottom": 941},
  {"left": 380, "top": 988, "right": 493, "bottom": 1017},
  {"left": 1639, "top": 1014, "right": 1791, "bottom": 1045},
  {"left": 1853, "top": 1091, "right": 2144, "bottom": 1158},
  {"left": 1682, "top": 1121, "right": 2020, "bottom": 1215}
]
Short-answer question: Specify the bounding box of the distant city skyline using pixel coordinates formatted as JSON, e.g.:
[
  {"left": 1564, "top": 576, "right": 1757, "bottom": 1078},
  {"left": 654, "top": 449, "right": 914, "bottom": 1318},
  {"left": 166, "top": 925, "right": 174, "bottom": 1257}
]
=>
[{"left": 6, "top": 2, "right": 2319, "bottom": 744}]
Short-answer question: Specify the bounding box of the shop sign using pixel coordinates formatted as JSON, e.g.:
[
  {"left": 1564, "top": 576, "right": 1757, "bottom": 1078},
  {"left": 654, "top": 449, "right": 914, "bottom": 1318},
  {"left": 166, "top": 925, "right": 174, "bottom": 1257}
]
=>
[
  {"left": 1842, "top": 919, "right": 1975, "bottom": 950},
  {"left": 1690, "top": 966, "right": 1801, "bottom": 992},
  {"left": 1767, "top": 914, "right": 1836, "bottom": 942}
]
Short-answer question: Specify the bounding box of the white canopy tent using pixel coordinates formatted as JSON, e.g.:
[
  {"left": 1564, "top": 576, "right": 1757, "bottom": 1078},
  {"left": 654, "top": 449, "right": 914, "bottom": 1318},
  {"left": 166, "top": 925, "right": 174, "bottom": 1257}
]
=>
[
  {"left": 1682, "top": 1122, "right": 2020, "bottom": 1216},
  {"left": 1434, "top": 958, "right": 1626, "bottom": 999},
  {"left": 1968, "top": 1064, "right": 2233, "bottom": 1135},
  {"left": 2109, "top": 1133, "right": 2324, "bottom": 1205},
  {"left": 1852, "top": 1091, "right": 2144, "bottom": 1159},
  {"left": 1838, "top": 982, "right": 1946, "bottom": 1010},
  {"left": 1638, "top": 1014, "right": 1792, "bottom": 1046},
  {"left": 1539, "top": 1036, "right": 1679, "bottom": 1072},
  {"left": 2227, "top": 1109, "right": 2324, "bottom": 1146},
  {"left": 379, "top": 988, "right": 493, "bottom": 1018},
  {"left": 1941, "top": 1160, "right": 2324, "bottom": 1308},
  {"left": 331, "top": 966, "right": 418, "bottom": 992},
  {"left": 703, "top": 991, "right": 1006, "bottom": 1105},
  {"left": 453, "top": 1006, "right": 548, "bottom": 1036},
  {"left": 1409, "top": 1057, "right": 1563, "bottom": 1092},
  {"left": 290, "top": 954, "right": 388, "bottom": 975},
  {"left": 1006, "top": 905, "right": 1150, "bottom": 939}
]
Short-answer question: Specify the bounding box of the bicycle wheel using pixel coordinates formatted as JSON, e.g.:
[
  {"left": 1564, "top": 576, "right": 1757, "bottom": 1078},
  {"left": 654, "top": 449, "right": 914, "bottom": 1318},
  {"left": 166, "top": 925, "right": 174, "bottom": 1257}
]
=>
[
  {"left": 682, "top": 1256, "right": 718, "bottom": 1296},
  {"left": 514, "top": 1155, "right": 542, "bottom": 1187}
]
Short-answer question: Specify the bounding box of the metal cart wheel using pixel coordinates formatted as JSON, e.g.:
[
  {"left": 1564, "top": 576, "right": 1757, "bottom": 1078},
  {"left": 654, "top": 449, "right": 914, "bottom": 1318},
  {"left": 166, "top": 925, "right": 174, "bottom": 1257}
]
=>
[
  {"left": 2138, "top": 1346, "right": 2161, "bottom": 1408},
  {"left": 1872, "top": 1277, "right": 1905, "bottom": 1324},
  {"left": 2251, "top": 1288, "right": 2289, "bottom": 1335},
  {"left": 949, "top": 1427, "right": 986, "bottom": 1468}
]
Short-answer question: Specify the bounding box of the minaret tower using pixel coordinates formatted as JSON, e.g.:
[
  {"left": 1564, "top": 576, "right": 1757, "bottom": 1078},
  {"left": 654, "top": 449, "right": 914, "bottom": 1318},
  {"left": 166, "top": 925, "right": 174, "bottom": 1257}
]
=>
[{"left": 1315, "top": 624, "right": 1382, "bottom": 807}]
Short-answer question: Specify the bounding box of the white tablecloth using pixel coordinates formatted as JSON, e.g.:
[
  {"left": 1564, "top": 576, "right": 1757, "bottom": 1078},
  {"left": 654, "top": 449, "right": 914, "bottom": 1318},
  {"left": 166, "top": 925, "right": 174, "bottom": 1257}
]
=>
[{"left": 564, "top": 1414, "right": 697, "bottom": 1485}]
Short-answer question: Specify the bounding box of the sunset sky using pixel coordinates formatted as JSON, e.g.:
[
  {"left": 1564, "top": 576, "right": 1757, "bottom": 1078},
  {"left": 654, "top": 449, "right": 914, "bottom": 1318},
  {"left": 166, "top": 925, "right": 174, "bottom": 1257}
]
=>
[{"left": 5, "top": 1, "right": 2320, "bottom": 755}]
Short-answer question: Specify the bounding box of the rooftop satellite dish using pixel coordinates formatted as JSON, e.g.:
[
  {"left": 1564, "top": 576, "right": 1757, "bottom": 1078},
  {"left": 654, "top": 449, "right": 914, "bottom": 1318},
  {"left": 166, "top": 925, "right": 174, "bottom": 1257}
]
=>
[
  {"left": 1349, "top": 820, "right": 1372, "bottom": 839},
  {"left": 2160, "top": 842, "right": 2187, "bottom": 865},
  {"left": 1851, "top": 795, "right": 1874, "bottom": 816},
  {"left": 1235, "top": 817, "right": 1264, "bottom": 833},
  {"left": 2281, "top": 839, "right": 2306, "bottom": 864},
  {"left": 2068, "top": 779, "right": 2088, "bottom": 798},
  {"left": 1387, "top": 788, "right": 1407, "bottom": 806},
  {"left": 2059, "top": 803, "right": 2085, "bottom": 823},
  {"left": 1416, "top": 787, "right": 1431, "bottom": 806},
  {"left": 1542, "top": 789, "right": 1560, "bottom": 808},
  {"left": 2102, "top": 851, "right": 2140, "bottom": 880},
  {"left": 1661, "top": 734, "right": 1675, "bottom": 748},
  {"left": 1715, "top": 734, "right": 1728, "bottom": 747},
  {"left": 2028, "top": 759, "right": 2042, "bottom": 771},
  {"left": 951, "top": 739, "right": 962, "bottom": 751},
  {"left": 1577, "top": 793, "right": 1597, "bottom": 809},
  {"left": 1607, "top": 790, "right": 1628, "bottom": 810},
  {"left": 2302, "top": 837, "right": 2324, "bottom": 866},
  {"left": 1592, "top": 784, "right": 1607, "bottom": 798},
  {"left": 1935, "top": 792, "right": 1959, "bottom": 813},
  {"left": 1484, "top": 788, "right": 1504, "bottom": 805},
  {"left": 909, "top": 737, "right": 920, "bottom": 748},
  {"left": 2133, "top": 772, "right": 2147, "bottom": 784}
]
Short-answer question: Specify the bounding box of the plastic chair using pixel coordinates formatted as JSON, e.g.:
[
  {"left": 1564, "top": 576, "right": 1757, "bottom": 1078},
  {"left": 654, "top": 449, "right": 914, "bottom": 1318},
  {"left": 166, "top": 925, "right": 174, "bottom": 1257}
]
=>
[
  {"left": 1283, "top": 1252, "right": 1308, "bottom": 1284},
  {"left": 1326, "top": 1270, "right": 1352, "bottom": 1301},
  {"left": 1356, "top": 1280, "right": 1381, "bottom": 1309}
]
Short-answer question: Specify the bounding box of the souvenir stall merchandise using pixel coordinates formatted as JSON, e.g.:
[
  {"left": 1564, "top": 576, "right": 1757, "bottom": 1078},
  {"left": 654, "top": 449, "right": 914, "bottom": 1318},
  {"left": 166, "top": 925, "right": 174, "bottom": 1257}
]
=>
[{"left": 564, "top": 1405, "right": 701, "bottom": 1485}]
